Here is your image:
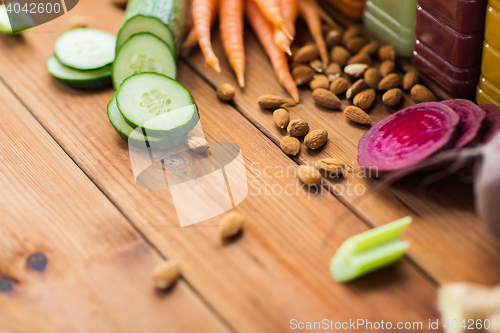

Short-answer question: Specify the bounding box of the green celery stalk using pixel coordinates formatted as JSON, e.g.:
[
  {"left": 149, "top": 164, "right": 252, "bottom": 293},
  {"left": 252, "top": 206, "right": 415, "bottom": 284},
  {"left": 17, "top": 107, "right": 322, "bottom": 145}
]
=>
[{"left": 330, "top": 216, "right": 412, "bottom": 282}]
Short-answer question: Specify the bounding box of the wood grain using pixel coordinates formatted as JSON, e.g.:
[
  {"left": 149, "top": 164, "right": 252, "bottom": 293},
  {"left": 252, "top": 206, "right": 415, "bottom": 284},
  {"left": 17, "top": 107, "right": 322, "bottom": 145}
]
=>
[
  {"left": 182, "top": 16, "right": 500, "bottom": 285},
  {"left": 0, "top": 81, "right": 229, "bottom": 333},
  {"left": 0, "top": 1, "right": 443, "bottom": 331}
]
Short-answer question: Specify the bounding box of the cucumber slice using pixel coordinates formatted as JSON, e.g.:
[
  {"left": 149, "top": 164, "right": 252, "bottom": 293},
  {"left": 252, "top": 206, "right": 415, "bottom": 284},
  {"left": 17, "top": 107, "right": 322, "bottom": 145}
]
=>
[
  {"left": 112, "top": 33, "right": 176, "bottom": 90},
  {"left": 117, "top": 0, "right": 189, "bottom": 55},
  {"left": 46, "top": 56, "right": 112, "bottom": 89},
  {"left": 116, "top": 73, "right": 198, "bottom": 140},
  {"left": 55, "top": 28, "right": 116, "bottom": 70},
  {"left": 108, "top": 95, "right": 178, "bottom": 150}
]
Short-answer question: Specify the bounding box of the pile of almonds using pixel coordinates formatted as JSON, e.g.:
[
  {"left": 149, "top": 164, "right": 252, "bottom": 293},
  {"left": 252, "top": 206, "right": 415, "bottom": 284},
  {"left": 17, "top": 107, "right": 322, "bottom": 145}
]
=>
[{"left": 290, "top": 25, "right": 438, "bottom": 125}]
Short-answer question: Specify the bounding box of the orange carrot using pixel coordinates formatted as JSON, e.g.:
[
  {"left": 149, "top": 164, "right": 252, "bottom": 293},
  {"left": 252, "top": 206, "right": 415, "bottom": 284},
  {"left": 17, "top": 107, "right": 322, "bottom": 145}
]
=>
[
  {"left": 251, "top": 0, "right": 293, "bottom": 41},
  {"left": 220, "top": 0, "right": 245, "bottom": 87},
  {"left": 183, "top": 1, "right": 218, "bottom": 48},
  {"left": 193, "top": 0, "right": 220, "bottom": 73},
  {"left": 246, "top": 0, "right": 299, "bottom": 102},
  {"left": 273, "top": 28, "right": 292, "bottom": 55},
  {"left": 298, "top": 0, "right": 329, "bottom": 66},
  {"left": 279, "top": 0, "right": 298, "bottom": 39}
]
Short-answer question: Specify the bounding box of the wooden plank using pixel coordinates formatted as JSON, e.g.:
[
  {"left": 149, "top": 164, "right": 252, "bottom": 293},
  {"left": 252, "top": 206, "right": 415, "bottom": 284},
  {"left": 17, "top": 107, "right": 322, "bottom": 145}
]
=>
[
  {"left": 0, "top": 81, "right": 229, "bottom": 333},
  {"left": 0, "top": 1, "right": 441, "bottom": 331},
  {"left": 182, "top": 20, "right": 500, "bottom": 285}
]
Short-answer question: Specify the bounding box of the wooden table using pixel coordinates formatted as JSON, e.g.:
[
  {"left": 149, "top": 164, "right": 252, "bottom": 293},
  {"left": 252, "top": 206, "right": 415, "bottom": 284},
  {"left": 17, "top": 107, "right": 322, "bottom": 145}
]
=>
[{"left": 1, "top": 1, "right": 499, "bottom": 332}]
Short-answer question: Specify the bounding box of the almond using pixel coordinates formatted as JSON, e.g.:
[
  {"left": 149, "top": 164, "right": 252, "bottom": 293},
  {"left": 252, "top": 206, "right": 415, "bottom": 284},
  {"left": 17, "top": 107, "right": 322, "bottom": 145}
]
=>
[
  {"left": 187, "top": 136, "right": 209, "bottom": 154},
  {"left": 382, "top": 88, "right": 403, "bottom": 107},
  {"left": 347, "top": 53, "right": 372, "bottom": 66},
  {"left": 294, "top": 44, "right": 319, "bottom": 62},
  {"left": 344, "top": 106, "right": 371, "bottom": 125},
  {"left": 312, "top": 88, "right": 342, "bottom": 109},
  {"left": 353, "top": 89, "right": 376, "bottom": 110},
  {"left": 315, "top": 158, "right": 345, "bottom": 176},
  {"left": 330, "top": 77, "right": 350, "bottom": 95},
  {"left": 346, "top": 36, "right": 368, "bottom": 54},
  {"left": 273, "top": 108, "right": 290, "bottom": 128},
  {"left": 326, "top": 62, "right": 342, "bottom": 76},
  {"left": 219, "top": 212, "right": 245, "bottom": 240},
  {"left": 325, "top": 29, "right": 342, "bottom": 48},
  {"left": 292, "top": 65, "right": 315, "bottom": 85},
  {"left": 280, "top": 136, "right": 301, "bottom": 155},
  {"left": 258, "top": 94, "right": 287, "bottom": 109},
  {"left": 217, "top": 83, "right": 235, "bottom": 101},
  {"left": 344, "top": 63, "right": 369, "bottom": 79},
  {"left": 297, "top": 165, "right": 322, "bottom": 186},
  {"left": 358, "top": 40, "right": 379, "bottom": 56},
  {"left": 379, "top": 60, "right": 395, "bottom": 77},
  {"left": 378, "top": 45, "right": 396, "bottom": 61},
  {"left": 310, "top": 74, "right": 330, "bottom": 90},
  {"left": 346, "top": 79, "right": 367, "bottom": 99},
  {"left": 378, "top": 73, "right": 401, "bottom": 90},
  {"left": 341, "top": 25, "right": 361, "bottom": 44},
  {"left": 403, "top": 71, "right": 419, "bottom": 90},
  {"left": 331, "top": 46, "right": 351, "bottom": 66},
  {"left": 411, "top": 84, "right": 437, "bottom": 103},
  {"left": 309, "top": 59, "right": 324, "bottom": 73},
  {"left": 364, "top": 67, "right": 381, "bottom": 89},
  {"left": 287, "top": 119, "right": 310, "bottom": 137},
  {"left": 304, "top": 129, "right": 328, "bottom": 149},
  {"left": 152, "top": 260, "right": 180, "bottom": 290}
]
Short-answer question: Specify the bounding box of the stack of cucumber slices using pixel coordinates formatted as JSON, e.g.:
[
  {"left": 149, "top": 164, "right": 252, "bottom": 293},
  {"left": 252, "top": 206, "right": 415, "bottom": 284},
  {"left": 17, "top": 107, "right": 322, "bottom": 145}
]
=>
[
  {"left": 47, "top": 0, "right": 196, "bottom": 150},
  {"left": 47, "top": 28, "right": 116, "bottom": 88}
]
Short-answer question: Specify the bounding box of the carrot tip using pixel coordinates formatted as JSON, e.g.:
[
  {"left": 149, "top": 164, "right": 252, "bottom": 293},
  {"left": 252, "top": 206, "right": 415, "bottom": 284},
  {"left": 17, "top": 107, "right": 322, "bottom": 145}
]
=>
[
  {"left": 237, "top": 75, "right": 245, "bottom": 88},
  {"left": 285, "top": 46, "right": 292, "bottom": 56},
  {"left": 280, "top": 22, "right": 294, "bottom": 41}
]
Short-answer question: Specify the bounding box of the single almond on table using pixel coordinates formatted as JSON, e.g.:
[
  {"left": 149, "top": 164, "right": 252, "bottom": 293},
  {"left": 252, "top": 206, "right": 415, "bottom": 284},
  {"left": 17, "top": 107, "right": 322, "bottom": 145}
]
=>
[
  {"left": 344, "top": 63, "right": 369, "bottom": 79},
  {"left": 310, "top": 74, "right": 330, "bottom": 90},
  {"left": 379, "top": 60, "right": 395, "bottom": 77},
  {"left": 344, "top": 106, "right": 371, "bottom": 125},
  {"left": 304, "top": 129, "right": 328, "bottom": 149},
  {"left": 330, "top": 77, "right": 350, "bottom": 95},
  {"left": 325, "top": 29, "right": 342, "bottom": 48},
  {"left": 315, "top": 158, "right": 345, "bottom": 176},
  {"left": 378, "top": 73, "right": 401, "bottom": 90},
  {"left": 346, "top": 79, "right": 367, "bottom": 99},
  {"left": 346, "top": 36, "right": 368, "bottom": 54},
  {"left": 347, "top": 53, "right": 372, "bottom": 66},
  {"left": 292, "top": 65, "right": 315, "bottom": 85},
  {"left": 312, "top": 88, "right": 342, "bottom": 109},
  {"left": 364, "top": 67, "right": 381, "bottom": 89},
  {"left": 411, "top": 84, "right": 437, "bottom": 103},
  {"left": 258, "top": 94, "right": 287, "bottom": 109},
  {"left": 217, "top": 83, "right": 235, "bottom": 101},
  {"left": 152, "top": 260, "right": 180, "bottom": 290},
  {"left": 382, "top": 88, "right": 403, "bottom": 107},
  {"left": 287, "top": 119, "right": 310, "bottom": 137},
  {"left": 403, "top": 71, "right": 419, "bottom": 90},
  {"left": 341, "top": 25, "right": 361, "bottom": 44},
  {"left": 378, "top": 44, "right": 396, "bottom": 61},
  {"left": 273, "top": 108, "right": 290, "bottom": 128},
  {"left": 219, "top": 212, "right": 245, "bottom": 240},
  {"left": 331, "top": 46, "right": 351, "bottom": 66},
  {"left": 309, "top": 59, "right": 324, "bottom": 73},
  {"left": 280, "top": 136, "right": 301, "bottom": 155},
  {"left": 187, "top": 136, "right": 209, "bottom": 153},
  {"left": 297, "top": 165, "right": 323, "bottom": 186},
  {"left": 358, "top": 40, "right": 379, "bottom": 56},
  {"left": 353, "top": 89, "right": 376, "bottom": 110},
  {"left": 294, "top": 44, "right": 319, "bottom": 62}
]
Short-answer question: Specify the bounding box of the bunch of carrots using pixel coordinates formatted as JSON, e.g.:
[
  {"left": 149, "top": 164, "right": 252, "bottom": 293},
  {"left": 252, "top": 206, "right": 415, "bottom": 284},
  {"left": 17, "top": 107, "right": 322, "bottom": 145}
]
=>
[{"left": 183, "top": 0, "right": 333, "bottom": 103}]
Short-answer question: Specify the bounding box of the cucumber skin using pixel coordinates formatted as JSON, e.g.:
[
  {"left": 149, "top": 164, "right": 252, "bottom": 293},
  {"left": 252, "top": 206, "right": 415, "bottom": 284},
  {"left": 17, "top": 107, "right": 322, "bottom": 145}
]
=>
[
  {"left": 46, "top": 57, "right": 113, "bottom": 89},
  {"left": 119, "top": 0, "right": 189, "bottom": 55},
  {"left": 112, "top": 32, "right": 177, "bottom": 90},
  {"left": 116, "top": 72, "right": 200, "bottom": 137}
]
